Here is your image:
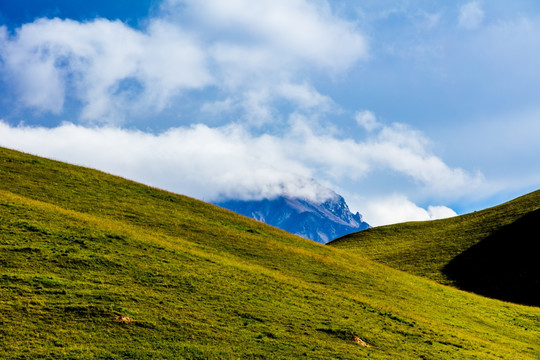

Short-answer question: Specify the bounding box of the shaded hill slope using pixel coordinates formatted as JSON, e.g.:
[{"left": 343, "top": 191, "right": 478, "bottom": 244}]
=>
[
  {"left": 0, "top": 146, "right": 539, "bottom": 359},
  {"left": 443, "top": 208, "right": 540, "bottom": 306},
  {"left": 329, "top": 190, "right": 540, "bottom": 302}
]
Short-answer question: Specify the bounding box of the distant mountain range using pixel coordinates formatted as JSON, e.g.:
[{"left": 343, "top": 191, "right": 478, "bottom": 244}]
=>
[{"left": 216, "top": 193, "right": 370, "bottom": 243}]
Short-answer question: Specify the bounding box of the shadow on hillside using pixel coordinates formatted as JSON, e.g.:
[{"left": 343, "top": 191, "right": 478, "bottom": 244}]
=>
[{"left": 443, "top": 209, "right": 540, "bottom": 307}]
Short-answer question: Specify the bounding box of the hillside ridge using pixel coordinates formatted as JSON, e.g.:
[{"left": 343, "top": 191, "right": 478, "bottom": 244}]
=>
[
  {"left": 329, "top": 188, "right": 540, "bottom": 305},
  {"left": 443, "top": 208, "right": 540, "bottom": 306},
  {"left": 1, "top": 146, "right": 539, "bottom": 359}
]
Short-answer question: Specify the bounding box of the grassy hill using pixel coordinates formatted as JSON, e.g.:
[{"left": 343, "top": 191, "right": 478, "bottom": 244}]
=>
[
  {"left": 444, "top": 208, "right": 540, "bottom": 306},
  {"left": 0, "top": 146, "right": 539, "bottom": 359},
  {"left": 329, "top": 189, "right": 540, "bottom": 306}
]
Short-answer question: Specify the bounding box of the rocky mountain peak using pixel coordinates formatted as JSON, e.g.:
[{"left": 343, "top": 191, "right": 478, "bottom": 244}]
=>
[{"left": 215, "top": 191, "right": 369, "bottom": 244}]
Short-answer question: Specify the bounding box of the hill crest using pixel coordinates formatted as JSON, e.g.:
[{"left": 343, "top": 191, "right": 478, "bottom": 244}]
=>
[
  {"left": 1, "top": 146, "right": 539, "bottom": 359},
  {"left": 329, "top": 188, "right": 540, "bottom": 306}
]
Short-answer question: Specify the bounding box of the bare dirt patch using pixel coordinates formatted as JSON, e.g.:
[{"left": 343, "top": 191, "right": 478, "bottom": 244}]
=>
[
  {"left": 353, "top": 335, "right": 372, "bottom": 348},
  {"left": 115, "top": 315, "right": 134, "bottom": 324}
]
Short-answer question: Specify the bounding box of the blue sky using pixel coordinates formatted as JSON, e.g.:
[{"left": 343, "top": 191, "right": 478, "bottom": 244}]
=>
[{"left": 1, "top": 0, "right": 539, "bottom": 225}]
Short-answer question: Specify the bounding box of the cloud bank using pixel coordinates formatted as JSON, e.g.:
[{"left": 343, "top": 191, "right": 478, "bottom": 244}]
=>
[
  {"left": 0, "top": 0, "right": 367, "bottom": 124},
  {"left": 0, "top": 19, "right": 211, "bottom": 122},
  {"left": 0, "top": 117, "right": 481, "bottom": 224},
  {"left": 2, "top": 0, "right": 508, "bottom": 225},
  {"left": 363, "top": 195, "right": 457, "bottom": 227}
]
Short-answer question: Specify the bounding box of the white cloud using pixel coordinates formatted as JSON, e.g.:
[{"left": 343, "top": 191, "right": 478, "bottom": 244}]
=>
[
  {"left": 166, "top": 0, "right": 368, "bottom": 72},
  {"left": 355, "top": 110, "right": 380, "bottom": 131},
  {"left": 458, "top": 1, "right": 484, "bottom": 29},
  {"left": 284, "top": 117, "right": 483, "bottom": 192},
  {"left": 363, "top": 195, "right": 457, "bottom": 226},
  {"left": 0, "top": 116, "right": 482, "bottom": 210},
  {"left": 0, "top": 120, "right": 320, "bottom": 202},
  {"left": 0, "top": 18, "right": 211, "bottom": 123},
  {"left": 367, "top": 123, "right": 484, "bottom": 192},
  {"left": 0, "top": 25, "right": 66, "bottom": 114},
  {"left": 0, "top": 1, "right": 368, "bottom": 125},
  {"left": 177, "top": 0, "right": 367, "bottom": 125},
  {"left": 277, "top": 82, "right": 334, "bottom": 111},
  {"left": 201, "top": 83, "right": 334, "bottom": 125},
  {"left": 427, "top": 205, "right": 458, "bottom": 220}
]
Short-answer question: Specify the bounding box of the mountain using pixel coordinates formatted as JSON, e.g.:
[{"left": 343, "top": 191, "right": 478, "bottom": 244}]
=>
[
  {"left": 1, "top": 146, "right": 539, "bottom": 359},
  {"left": 216, "top": 193, "right": 370, "bottom": 243},
  {"left": 329, "top": 189, "right": 540, "bottom": 306}
]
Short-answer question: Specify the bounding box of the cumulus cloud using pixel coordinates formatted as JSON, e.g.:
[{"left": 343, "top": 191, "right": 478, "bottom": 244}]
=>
[
  {"left": 0, "top": 120, "right": 324, "bottom": 202},
  {"left": 355, "top": 110, "right": 380, "bottom": 131},
  {"left": 427, "top": 205, "right": 458, "bottom": 220},
  {"left": 277, "top": 83, "right": 334, "bottom": 111},
  {"left": 0, "top": 0, "right": 368, "bottom": 124},
  {"left": 165, "top": 0, "right": 368, "bottom": 72},
  {"left": 167, "top": 0, "right": 368, "bottom": 125},
  {"left": 200, "top": 83, "right": 334, "bottom": 125},
  {"left": 0, "top": 19, "right": 211, "bottom": 123},
  {"left": 363, "top": 195, "right": 457, "bottom": 227},
  {"left": 0, "top": 1, "right": 485, "bottom": 227},
  {"left": 458, "top": 1, "right": 484, "bottom": 29},
  {"left": 368, "top": 123, "right": 484, "bottom": 192},
  {"left": 0, "top": 116, "right": 482, "bottom": 209},
  {"left": 286, "top": 115, "right": 483, "bottom": 192}
]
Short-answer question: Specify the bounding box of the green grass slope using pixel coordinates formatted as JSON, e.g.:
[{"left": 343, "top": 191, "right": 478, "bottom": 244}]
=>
[
  {"left": 1, "top": 146, "right": 539, "bottom": 359},
  {"left": 443, "top": 208, "right": 540, "bottom": 306},
  {"left": 329, "top": 189, "right": 540, "bottom": 303}
]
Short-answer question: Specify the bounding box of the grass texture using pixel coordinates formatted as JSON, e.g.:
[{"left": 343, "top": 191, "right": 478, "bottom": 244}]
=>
[
  {"left": 0, "top": 146, "right": 539, "bottom": 359},
  {"left": 330, "top": 190, "right": 540, "bottom": 286}
]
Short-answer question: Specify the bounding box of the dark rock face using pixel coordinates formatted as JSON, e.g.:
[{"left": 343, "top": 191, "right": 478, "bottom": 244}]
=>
[{"left": 216, "top": 194, "right": 370, "bottom": 244}]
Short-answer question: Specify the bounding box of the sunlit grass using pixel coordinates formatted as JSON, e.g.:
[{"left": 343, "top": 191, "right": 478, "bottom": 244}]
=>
[
  {"left": 1, "top": 146, "right": 539, "bottom": 359},
  {"left": 329, "top": 190, "right": 540, "bottom": 284}
]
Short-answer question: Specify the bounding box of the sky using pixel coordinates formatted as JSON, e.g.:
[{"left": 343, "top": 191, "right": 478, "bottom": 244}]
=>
[{"left": 0, "top": 0, "right": 539, "bottom": 226}]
